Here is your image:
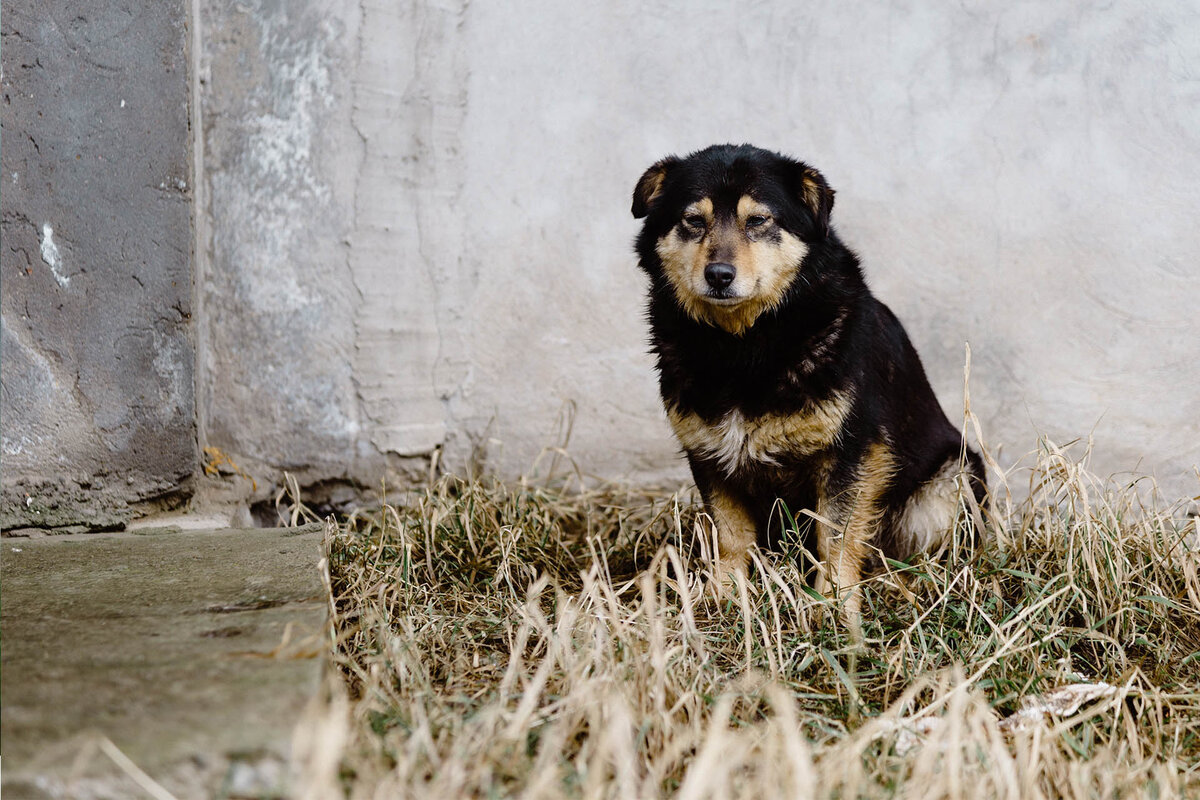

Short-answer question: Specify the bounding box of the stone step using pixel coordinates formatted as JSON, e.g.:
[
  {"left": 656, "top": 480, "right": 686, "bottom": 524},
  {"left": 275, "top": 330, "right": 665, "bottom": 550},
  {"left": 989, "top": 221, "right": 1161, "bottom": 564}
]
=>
[{"left": 1, "top": 523, "right": 328, "bottom": 799}]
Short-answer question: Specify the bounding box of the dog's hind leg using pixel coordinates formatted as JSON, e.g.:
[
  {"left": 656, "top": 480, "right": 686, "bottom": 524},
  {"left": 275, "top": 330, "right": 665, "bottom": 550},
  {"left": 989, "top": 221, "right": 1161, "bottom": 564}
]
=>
[{"left": 893, "top": 455, "right": 981, "bottom": 561}]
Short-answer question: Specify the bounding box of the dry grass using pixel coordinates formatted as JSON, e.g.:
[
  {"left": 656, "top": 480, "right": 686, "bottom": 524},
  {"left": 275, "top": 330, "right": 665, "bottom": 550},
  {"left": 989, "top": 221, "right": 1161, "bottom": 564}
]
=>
[{"left": 304, "top": 440, "right": 1200, "bottom": 799}]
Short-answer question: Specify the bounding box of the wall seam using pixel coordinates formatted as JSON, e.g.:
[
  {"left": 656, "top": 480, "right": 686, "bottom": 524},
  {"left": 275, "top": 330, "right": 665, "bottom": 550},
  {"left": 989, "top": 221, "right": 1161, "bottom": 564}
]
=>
[{"left": 188, "top": 0, "right": 208, "bottom": 470}]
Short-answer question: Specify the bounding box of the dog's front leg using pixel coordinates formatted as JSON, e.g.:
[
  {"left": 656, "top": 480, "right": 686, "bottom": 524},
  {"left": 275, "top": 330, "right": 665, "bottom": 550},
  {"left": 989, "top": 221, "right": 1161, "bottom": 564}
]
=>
[
  {"left": 705, "top": 485, "right": 758, "bottom": 589},
  {"left": 815, "top": 508, "right": 870, "bottom": 644},
  {"left": 814, "top": 444, "right": 893, "bottom": 644},
  {"left": 688, "top": 458, "right": 758, "bottom": 595}
]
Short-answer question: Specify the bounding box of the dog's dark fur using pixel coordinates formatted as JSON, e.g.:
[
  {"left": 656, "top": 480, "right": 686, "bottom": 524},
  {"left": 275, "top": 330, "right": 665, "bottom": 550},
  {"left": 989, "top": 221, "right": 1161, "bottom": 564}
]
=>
[{"left": 632, "top": 144, "right": 985, "bottom": 627}]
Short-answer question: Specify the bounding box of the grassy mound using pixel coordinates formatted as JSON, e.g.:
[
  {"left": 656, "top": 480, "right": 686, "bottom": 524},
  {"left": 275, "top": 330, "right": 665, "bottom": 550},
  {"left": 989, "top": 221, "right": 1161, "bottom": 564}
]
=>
[{"left": 309, "top": 442, "right": 1200, "bottom": 799}]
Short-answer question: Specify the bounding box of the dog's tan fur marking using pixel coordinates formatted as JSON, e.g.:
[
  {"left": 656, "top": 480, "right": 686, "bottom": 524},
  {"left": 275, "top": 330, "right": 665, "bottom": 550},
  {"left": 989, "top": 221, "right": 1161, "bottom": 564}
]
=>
[
  {"left": 801, "top": 171, "right": 824, "bottom": 216},
  {"left": 736, "top": 195, "right": 773, "bottom": 225},
  {"left": 684, "top": 197, "right": 714, "bottom": 225},
  {"left": 632, "top": 162, "right": 671, "bottom": 217},
  {"left": 655, "top": 194, "right": 809, "bottom": 336},
  {"left": 815, "top": 441, "right": 896, "bottom": 639},
  {"left": 666, "top": 391, "right": 852, "bottom": 477},
  {"left": 704, "top": 486, "right": 757, "bottom": 585}
]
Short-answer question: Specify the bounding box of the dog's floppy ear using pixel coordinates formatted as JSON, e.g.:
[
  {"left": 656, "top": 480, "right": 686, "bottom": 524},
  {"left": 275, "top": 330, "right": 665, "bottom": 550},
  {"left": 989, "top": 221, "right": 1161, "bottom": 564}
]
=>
[
  {"left": 798, "top": 165, "right": 835, "bottom": 235},
  {"left": 632, "top": 156, "right": 679, "bottom": 219}
]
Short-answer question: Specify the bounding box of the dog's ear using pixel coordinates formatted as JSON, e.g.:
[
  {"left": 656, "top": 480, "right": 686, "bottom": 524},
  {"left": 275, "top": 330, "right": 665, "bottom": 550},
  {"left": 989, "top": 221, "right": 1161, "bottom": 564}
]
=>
[
  {"left": 632, "top": 156, "right": 679, "bottom": 219},
  {"left": 798, "top": 165, "right": 835, "bottom": 235}
]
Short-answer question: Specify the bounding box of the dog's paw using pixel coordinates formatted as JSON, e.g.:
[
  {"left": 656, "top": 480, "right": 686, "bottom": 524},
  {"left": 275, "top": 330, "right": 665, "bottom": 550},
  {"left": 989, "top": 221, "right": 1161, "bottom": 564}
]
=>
[
  {"left": 701, "top": 568, "right": 736, "bottom": 605},
  {"left": 702, "top": 562, "right": 758, "bottom": 606}
]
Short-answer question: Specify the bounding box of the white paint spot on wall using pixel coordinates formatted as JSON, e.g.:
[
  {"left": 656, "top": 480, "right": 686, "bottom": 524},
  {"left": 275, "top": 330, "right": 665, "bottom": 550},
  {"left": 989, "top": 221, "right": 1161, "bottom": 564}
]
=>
[{"left": 39, "top": 224, "right": 69, "bottom": 287}]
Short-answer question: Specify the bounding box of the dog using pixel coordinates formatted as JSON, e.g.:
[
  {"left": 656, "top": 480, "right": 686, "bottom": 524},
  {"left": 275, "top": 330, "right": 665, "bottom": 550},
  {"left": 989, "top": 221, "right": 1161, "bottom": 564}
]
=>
[{"left": 631, "top": 144, "right": 986, "bottom": 634}]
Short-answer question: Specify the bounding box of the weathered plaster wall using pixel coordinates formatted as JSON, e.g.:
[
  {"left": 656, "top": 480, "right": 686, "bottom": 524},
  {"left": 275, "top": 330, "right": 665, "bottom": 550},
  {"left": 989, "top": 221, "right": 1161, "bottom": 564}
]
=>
[
  {"left": 198, "top": 0, "right": 473, "bottom": 500},
  {"left": 1, "top": 0, "right": 196, "bottom": 528},
  {"left": 202, "top": 1, "right": 1199, "bottom": 500},
  {"left": 197, "top": 0, "right": 365, "bottom": 495}
]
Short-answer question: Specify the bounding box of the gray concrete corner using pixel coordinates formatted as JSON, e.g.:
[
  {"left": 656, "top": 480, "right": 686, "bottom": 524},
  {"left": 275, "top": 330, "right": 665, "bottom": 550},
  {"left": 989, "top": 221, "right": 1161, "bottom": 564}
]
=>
[{"left": 1, "top": 0, "right": 197, "bottom": 530}]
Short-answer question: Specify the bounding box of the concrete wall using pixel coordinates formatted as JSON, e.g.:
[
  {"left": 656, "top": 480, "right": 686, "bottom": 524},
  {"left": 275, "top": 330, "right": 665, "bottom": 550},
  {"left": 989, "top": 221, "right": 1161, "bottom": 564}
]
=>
[
  {"left": 5, "top": 1, "right": 1196, "bottom": 527},
  {"left": 199, "top": 0, "right": 1199, "bottom": 502},
  {"left": 1, "top": 0, "right": 196, "bottom": 528}
]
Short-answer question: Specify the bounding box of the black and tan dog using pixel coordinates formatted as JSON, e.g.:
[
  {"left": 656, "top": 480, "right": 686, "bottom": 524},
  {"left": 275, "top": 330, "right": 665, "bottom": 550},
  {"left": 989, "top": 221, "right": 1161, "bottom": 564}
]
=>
[{"left": 632, "top": 144, "right": 986, "bottom": 631}]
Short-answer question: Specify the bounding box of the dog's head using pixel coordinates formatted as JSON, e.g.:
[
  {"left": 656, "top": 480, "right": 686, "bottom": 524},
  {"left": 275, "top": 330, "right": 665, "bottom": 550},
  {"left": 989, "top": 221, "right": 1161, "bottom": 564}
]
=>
[{"left": 632, "top": 144, "right": 836, "bottom": 335}]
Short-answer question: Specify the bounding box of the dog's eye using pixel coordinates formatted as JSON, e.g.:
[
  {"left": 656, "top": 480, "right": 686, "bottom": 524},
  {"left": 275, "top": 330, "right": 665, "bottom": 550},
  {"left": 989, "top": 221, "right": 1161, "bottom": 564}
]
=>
[
  {"left": 682, "top": 215, "right": 706, "bottom": 230},
  {"left": 745, "top": 215, "right": 771, "bottom": 228}
]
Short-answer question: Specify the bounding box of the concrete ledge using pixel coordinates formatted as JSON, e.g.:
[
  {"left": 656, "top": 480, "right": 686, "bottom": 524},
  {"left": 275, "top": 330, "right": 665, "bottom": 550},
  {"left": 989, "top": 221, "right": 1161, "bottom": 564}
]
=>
[{"left": 1, "top": 523, "right": 328, "bottom": 799}]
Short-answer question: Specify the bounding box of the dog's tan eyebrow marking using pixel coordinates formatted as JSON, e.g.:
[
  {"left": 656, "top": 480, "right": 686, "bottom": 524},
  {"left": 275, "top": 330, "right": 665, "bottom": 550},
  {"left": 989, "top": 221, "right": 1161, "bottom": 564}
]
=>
[
  {"left": 683, "top": 197, "right": 714, "bottom": 222},
  {"left": 737, "top": 195, "right": 773, "bottom": 222}
]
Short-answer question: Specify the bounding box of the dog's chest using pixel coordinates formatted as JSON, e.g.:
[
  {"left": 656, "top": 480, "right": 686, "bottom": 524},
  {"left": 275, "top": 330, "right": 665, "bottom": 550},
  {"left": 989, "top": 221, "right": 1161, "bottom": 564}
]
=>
[{"left": 667, "top": 394, "right": 849, "bottom": 477}]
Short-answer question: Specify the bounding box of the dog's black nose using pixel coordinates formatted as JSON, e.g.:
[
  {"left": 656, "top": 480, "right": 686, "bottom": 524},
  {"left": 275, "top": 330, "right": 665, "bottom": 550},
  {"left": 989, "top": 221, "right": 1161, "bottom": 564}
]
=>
[{"left": 704, "top": 262, "right": 736, "bottom": 290}]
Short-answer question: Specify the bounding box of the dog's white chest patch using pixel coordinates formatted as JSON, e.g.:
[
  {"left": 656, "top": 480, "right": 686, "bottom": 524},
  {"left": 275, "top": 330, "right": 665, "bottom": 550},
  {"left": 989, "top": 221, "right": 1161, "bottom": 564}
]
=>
[
  {"left": 699, "top": 410, "right": 780, "bottom": 475},
  {"left": 667, "top": 396, "right": 850, "bottom": 478}
]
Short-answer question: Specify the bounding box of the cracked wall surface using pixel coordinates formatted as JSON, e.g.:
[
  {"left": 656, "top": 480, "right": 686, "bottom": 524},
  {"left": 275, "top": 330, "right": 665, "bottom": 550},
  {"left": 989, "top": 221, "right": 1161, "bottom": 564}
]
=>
[
  {"left": 1, "top": 0, "right": 196, "bottom": 528},
  {"left": 198, "top": 1, "right": 1199, "bottom": 500}
]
